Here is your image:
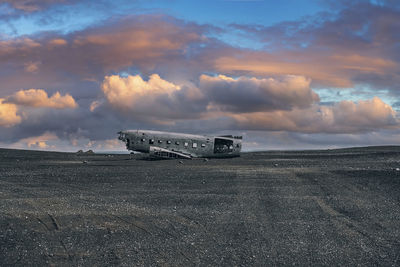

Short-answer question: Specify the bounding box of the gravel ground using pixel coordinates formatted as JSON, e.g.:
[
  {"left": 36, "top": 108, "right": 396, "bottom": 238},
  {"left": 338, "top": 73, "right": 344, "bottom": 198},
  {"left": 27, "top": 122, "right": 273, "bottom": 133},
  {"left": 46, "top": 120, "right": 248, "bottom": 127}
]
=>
[{"left": 1, "top": 147, "right": 400, "bottom": 266}]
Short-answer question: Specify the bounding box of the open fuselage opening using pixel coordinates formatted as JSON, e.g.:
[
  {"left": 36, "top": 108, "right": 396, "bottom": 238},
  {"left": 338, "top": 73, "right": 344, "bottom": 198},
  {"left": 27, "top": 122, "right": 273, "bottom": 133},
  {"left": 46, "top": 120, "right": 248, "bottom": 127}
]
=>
[{"left": 214, "top": 138, "right": 233, "bottom": 154}]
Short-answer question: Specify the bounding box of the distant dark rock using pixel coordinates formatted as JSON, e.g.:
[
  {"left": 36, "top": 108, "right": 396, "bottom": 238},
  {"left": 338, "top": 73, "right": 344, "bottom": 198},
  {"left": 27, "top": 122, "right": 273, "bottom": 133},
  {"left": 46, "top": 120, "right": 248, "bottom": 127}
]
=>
[{"left": 76, "top": 149, "right": 95, "bottom": 155}]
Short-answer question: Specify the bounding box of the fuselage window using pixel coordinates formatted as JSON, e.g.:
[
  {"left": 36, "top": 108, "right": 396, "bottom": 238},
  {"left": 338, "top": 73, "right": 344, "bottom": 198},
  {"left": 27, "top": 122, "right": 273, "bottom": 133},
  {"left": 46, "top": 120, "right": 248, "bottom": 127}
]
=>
[
  {"left": 201, "top": 144, "right": 206, "bottom": 147},
  {"left": 184, "top": 142, "right": 188, "bottom": 147},
  {"left": 141, "top": 138, "right": 145, "bottom": 142},
  {"left": 192, "top": 143, "right": 197, "bottom": 148},
  {"left": 158, "top": 140, "right": 163, "bottom": 143},
  {"left": 149, "top": 139, "right": 154, "bottom": 144},
  {"left": 175, "top": 141, "right": 180, "bottom": 145},
  {"left": 167, "top": 140, "right": 171, "bottom": 144}
]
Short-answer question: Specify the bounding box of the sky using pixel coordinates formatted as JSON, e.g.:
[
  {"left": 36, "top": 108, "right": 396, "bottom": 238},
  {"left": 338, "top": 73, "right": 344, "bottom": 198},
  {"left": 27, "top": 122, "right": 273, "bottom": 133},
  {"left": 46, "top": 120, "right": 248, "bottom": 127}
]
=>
[{"left": 0, "top": 0, "right": 399, "bottom": 152}]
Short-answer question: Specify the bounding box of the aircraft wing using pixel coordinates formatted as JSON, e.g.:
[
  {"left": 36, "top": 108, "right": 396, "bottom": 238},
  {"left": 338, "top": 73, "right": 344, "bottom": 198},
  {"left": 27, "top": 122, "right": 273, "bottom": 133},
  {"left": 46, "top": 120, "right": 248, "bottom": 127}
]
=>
[{"left": 149, "top": 146, "right": 192, "bottom": 159}]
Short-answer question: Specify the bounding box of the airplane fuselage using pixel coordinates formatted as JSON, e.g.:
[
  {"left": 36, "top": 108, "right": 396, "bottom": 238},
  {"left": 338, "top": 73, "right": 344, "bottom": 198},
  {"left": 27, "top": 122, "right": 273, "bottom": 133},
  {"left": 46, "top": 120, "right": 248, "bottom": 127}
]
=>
[{"left": 118, "top": 130, "right": 242, "bottom": 158}]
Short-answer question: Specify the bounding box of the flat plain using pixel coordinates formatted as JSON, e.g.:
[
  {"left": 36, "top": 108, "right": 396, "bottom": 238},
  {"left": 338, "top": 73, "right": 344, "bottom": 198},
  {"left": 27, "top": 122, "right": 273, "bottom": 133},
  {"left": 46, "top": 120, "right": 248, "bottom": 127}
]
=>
[{"left": 1, "top": 147, "right": 400, "bottom": 266}]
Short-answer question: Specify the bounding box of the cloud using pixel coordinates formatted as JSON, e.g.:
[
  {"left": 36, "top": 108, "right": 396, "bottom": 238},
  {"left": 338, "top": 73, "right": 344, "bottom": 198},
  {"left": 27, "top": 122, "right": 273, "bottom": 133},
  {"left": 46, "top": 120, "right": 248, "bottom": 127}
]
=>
[
  {"left": 85, "top": 139, "right": 124, "bottom": 150},
  {"left": 100, "top": 73, "right": 320, "bottom": 121},
  {"left": 98, "top": 73, "right": 398, "bottom": 134},
  {"left": 223, "top": 2, "right": 400, "bottom": 89},
  {"left": 0, "top": 15, "right": 208, "bottom": 98},
  {"left": 24, "top": 61, "right": 41, "bottom": 73},
  {"left": 7, "top": 89, "right": 78, "bottom": 109},
  {"left": 102, "top": 74, "right": 181, "bottom": 109},
  {"left": 199, "top": 74, "right": 319, "bottom": 112},
  {"left": 70, "top": 15, "right": 205, "bottom": 74},
  {"left": 48, "top": 38, "right": 67, "bottom": 47},
  {"left": 214, "top": 52, "right": 398, "bottom": 88},
  {"left": 0, "top": 0, "right": 76, "bottom": 12},
  {"left": 231, "top": 97, "right": 398, "bottom": 133},
  {"left": 101, "top": 74, "right": 205, "bottom": 120},
  {"left": 11, "top": 131, "right": 58, "bottom": 149},
  {"left": 0, "top": 98, "right": 21, "bottom": 127},
  {"left": 0, "top": 38, "right": 41, "bottom": 55},
  {"left": 89, "top": 100, "right": 102, "bottom": 112},
  {"left": 0, "top": 4, "right": 399, "bottom": 150},
  {"left": 237, "top": 129, "right": 400, "bottom": 151}
]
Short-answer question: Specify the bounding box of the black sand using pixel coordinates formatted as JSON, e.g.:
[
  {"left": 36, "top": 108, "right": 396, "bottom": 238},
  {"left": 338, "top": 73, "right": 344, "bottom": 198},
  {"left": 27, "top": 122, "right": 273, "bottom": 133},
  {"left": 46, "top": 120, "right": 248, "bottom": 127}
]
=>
[{"left": 1, "top": 147, "right": 400, "bottom": 266}]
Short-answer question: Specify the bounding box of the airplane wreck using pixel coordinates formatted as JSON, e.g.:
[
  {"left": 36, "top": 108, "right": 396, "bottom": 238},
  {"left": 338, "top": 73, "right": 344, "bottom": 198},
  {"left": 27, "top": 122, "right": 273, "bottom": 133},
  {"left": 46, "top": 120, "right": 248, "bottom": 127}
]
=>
[{"left": 118, "top": 130, "right": 242, "bottom": 159}]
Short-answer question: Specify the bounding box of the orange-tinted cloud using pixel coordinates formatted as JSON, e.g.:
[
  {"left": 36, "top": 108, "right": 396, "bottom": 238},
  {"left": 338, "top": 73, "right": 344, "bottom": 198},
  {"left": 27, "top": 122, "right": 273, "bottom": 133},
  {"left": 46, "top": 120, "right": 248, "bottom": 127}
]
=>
[
  {"left": 99, "top": 73, "right": 320, "bottom": 120},
  {"left": 70, "top": 16, "right": 203, "bottom": 73},
  {"left": 24, "top": 61, "right": 41, "bottom": 73},
  {"left": 224, "top": 2, "right": 400, "bottom": 89},
  {"left": 231, "top": 97, "right": 398, "bottom": 133},
  {"left": 48, "top": 38, "right": 67, "bottom": 47},
  {"left": 7, "top": 89, "right": 78, "bottom": 109},
  {"left": 102, "top": 74, "right": 181, "bottom": 109},
  {"left": 0, "top": 0, "right": 75, "bottom": 12},
  {"left": 13, "top": 131, "right": 58, "bottom": 149},
  {"left": 0, "top": 98, "right": 21, "bottom": 127},
  {"left": 1, "top": 3, "right": 400, "bottom": 149},
  {"left": 0, "top": 15, "right": 205, "bottom": 85},
  {"left": 0, "top": 38, "right": 41, "bottom": 56},
  {"left": 214, "top": 52, "right": 398, "bottom": 88},
  {"left": 100, "top": 74, "right": 203, "bottom": 121},
  {"left": 98, "top": 73, "right": 399, "bottom": 134}
]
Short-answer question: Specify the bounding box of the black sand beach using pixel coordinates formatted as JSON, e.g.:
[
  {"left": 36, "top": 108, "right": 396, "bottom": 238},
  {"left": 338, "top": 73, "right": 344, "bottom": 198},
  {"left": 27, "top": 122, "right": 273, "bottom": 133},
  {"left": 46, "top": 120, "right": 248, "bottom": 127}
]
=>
[{"left": 1, "top": 147, "right": 400, "bottom": 266}]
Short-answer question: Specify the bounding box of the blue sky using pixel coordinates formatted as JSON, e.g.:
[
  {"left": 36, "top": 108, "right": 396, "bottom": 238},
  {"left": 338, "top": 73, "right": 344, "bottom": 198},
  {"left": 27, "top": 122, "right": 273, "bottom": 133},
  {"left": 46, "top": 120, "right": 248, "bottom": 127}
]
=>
[{"left": 1, "top": 0, "right": 325, "bottom": 37}]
